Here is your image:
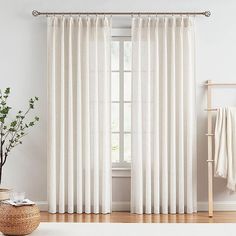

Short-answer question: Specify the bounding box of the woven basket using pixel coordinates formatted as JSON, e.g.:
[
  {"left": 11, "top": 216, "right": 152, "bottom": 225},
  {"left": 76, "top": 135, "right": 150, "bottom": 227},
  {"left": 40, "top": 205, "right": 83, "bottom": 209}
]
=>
[{"left": 0, "top": 203, "right": 40, "bottom": 235}]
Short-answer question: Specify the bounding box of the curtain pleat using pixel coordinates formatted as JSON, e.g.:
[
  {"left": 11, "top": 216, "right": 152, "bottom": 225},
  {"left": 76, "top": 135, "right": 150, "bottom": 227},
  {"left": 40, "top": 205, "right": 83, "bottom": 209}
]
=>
[
  {"left": 93, "top": 17, "right": 99, "bottom": 214},
  {"left": 176, "top": 17, "right": 185, "bottom": 213},
  {"left": 161, "top": 17, "right": 169, "bottom": 214},
  {"left": 153, "top": 18, "right": 160, "bottom": 214},
  {"left": 47, "top": 17, "right": 57, "bottom": 213},
  {"left": 47, "top": 16, "right": 112, "bottom": 214},
  {"left": 169, "top": 17, "right": 176, "bottom": 214},
  {"left": 131, "top": 16, "right": 197, "bottom": 214},
  {"left": 84, "top": 17, "right": 91, "bottom": 214},
  {"left": 67, "top": 17, "right": 74, "bottom": 214},
  {"left": 76, "top": 17, "right": 83, "bottom": 214},
  {"left": 59, "top": 17, "right": 65, "bottom": 214}
]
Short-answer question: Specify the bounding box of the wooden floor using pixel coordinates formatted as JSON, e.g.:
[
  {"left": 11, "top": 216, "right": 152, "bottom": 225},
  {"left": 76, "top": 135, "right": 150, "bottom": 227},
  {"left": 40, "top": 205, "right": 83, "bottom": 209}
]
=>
[{"left": 40, "top": 211, "right": 236, "bottom": 223}]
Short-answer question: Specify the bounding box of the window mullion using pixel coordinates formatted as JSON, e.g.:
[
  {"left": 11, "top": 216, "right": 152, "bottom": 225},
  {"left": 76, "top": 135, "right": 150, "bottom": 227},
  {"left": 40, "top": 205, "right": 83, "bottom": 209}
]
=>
[{"left": 119, "top": 40, "right": 124, "bottom": 164}]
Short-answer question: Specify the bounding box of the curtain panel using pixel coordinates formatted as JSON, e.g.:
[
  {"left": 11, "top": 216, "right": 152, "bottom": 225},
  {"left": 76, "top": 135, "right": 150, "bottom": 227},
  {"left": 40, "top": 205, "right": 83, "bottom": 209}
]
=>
[
  {"left": 47, "top": 16, "right": 112, "bottom": 214},
  {"left": 131, "top": 16, "right": 197, "bottom": 214}
]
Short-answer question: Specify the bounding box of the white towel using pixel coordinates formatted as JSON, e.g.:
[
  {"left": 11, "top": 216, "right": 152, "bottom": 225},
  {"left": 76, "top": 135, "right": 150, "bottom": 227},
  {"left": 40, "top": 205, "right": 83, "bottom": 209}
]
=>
[
  {"left": 214, "top": 107, "right": 236, "bottom": 191},
  {"left": 2, "top": 199, "right": 35, "bottom": 207}
]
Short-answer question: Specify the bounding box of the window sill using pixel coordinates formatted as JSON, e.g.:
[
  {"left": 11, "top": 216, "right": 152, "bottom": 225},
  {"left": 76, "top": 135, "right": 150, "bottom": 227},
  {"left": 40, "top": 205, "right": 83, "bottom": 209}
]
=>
[
  {"left": 112, "top": 167, "right": 131, "bottom": 171},
  {"left": 112, "top": 168, "right": 131, "bottom": 178}
]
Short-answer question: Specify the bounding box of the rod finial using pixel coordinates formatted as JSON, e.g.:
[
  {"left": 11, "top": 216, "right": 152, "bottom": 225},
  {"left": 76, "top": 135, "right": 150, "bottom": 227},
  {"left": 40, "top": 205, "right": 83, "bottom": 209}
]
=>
[
  {"left": 204, "top": 11, "right": 211, "bottom": 17},
  {"left": 32, "top": 10, "right": 40, "bottom": 17}
]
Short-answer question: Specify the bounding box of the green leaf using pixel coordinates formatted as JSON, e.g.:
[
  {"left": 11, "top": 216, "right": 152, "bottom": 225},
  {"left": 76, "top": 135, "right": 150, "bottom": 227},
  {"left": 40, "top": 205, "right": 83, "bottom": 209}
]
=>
[
  {"left": 10, "top": 121, "right": 17, "bottom": 127},
  {"left": 4, "top": 88, "right": 10, "bottom": 94},
  {"left": 35, "top": 116, "right": 39, "bottom": 121},
  {"left": 0, "top": 107, "right": 9, "bottom": 115}
]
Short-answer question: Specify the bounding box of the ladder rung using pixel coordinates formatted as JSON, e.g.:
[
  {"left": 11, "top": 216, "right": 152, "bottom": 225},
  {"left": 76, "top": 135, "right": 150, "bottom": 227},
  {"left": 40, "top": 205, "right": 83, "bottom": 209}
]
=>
[
  {"left": 205, "top": 108, "right": 218, "bottom": 111},
  {"left": 206, "top": 160, "right": 214, "bottom": 162}
]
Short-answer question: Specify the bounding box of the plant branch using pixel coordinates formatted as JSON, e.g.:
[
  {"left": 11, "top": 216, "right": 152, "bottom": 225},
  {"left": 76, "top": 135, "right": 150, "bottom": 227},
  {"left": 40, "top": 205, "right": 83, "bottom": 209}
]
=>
[{"left": 0, "top": 90, "right": 39, "bottom": 175}]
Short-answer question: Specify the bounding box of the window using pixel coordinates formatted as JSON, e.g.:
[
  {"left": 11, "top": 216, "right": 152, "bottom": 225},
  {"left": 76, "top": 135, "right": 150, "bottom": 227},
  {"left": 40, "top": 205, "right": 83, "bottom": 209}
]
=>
[{"left": 111, "top": 36, "right": 132, "bottom": 168}]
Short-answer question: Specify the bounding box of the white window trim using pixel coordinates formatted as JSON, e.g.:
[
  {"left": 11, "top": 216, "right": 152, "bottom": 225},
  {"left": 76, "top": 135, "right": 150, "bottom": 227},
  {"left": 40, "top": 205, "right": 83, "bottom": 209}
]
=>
[
  {"left": 112, "top": 28, "right": 131, "bottom": 37},
  {"left": 112, "top": 168, "right": 131, "bottom": 178},
  {"left": 111, "top": 30, "right": 131, "bottom": 170}
]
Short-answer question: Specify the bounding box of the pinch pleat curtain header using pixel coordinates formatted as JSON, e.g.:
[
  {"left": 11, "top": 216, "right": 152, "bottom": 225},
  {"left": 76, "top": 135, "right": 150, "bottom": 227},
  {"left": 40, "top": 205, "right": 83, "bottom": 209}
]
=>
[
  {"left": 131, "top": 16, "right": 197, "bottom": 214},
  {"left": 47, "top": 16, "right": 112, "bottom": 214}
]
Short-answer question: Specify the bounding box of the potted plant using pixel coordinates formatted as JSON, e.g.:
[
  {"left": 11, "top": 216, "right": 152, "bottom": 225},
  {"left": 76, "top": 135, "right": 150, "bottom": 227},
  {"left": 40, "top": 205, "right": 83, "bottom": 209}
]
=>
[{"left": 0, "top": 88, "right": 39, "bottom": 200}]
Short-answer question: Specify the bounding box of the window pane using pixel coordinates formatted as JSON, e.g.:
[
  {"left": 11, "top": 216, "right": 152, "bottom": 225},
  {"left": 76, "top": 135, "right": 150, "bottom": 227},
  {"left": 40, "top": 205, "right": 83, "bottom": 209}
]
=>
[
  {"left": 111, "top": 72, "right": 119, "bottom": 101},
  {"left": 124, "top": 41, "right": 132, "bottom": 71},
  {"left": 111, "top": 41, "right": 119, "bottom": 70},
  {"left": 124, "top": 134, "right": 131, "bottom": 162},
  {"left": 124, "top": 72, "right": 131, "bottom": 101},
  {"left": 124, "top": 103, "right": 131, "bottom": 132},
  {"left": 111, "top": 103, "right": 119, "bottom": 132},
  {"left": 112, "top": 134, "right": 119, "bottom": 163}
]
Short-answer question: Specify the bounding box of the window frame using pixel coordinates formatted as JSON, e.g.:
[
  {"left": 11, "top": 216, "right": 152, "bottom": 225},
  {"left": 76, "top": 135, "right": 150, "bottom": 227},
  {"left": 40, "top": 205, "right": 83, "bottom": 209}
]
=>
[{"left": 111, "top": 35, "right": 132, "bottom": 169}]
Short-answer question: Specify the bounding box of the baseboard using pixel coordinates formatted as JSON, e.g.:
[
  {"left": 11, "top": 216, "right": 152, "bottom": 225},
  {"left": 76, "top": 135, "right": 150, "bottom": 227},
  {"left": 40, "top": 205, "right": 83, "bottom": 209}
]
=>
[
  {"left": 36, "top": 201, "right": 48, "bottom": 211},
  {"left": 36, "top": 201, "right": 236, "bottom": 212},
  {"left": 197, "top": 201, "right": 236, "bottom": 211},
  {"left": 112, "top": 201, "right": 130, "bottom": 211}
]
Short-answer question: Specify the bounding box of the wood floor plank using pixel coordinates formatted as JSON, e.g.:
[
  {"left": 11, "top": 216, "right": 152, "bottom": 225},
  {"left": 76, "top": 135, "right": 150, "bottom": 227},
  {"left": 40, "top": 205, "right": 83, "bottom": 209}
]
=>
[{"left": 40, "top": 212, "right": 236, "bottom": 223}]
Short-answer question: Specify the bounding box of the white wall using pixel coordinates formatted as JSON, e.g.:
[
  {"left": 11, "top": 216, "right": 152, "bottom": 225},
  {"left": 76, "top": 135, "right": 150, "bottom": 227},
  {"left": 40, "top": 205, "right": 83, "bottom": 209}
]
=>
[{"left": 1, "top": 0, "right": 236, "bottom": 210}]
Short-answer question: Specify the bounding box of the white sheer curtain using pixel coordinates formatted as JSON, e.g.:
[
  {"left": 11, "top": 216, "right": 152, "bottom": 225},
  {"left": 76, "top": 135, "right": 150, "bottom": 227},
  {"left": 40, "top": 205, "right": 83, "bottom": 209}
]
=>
[
  {"left": 131, "top": 16, "right": 197, "bottom": 214},
  {"left": 47, "top": 16, "right": 112, "bottom": 214}
]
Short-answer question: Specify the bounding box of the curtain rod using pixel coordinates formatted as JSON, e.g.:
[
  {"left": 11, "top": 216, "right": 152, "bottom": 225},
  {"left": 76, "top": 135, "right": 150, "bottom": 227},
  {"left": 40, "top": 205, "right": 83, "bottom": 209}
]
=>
[{"left": 32, "top": 10, "right": 211, "bottom": 17}]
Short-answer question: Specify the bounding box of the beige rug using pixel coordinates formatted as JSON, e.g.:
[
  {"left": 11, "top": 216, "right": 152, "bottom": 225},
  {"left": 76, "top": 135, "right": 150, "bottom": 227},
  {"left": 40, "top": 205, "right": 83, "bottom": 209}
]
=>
[{"left": 21, "top": 223, "right": 235, "bottom": 236}]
